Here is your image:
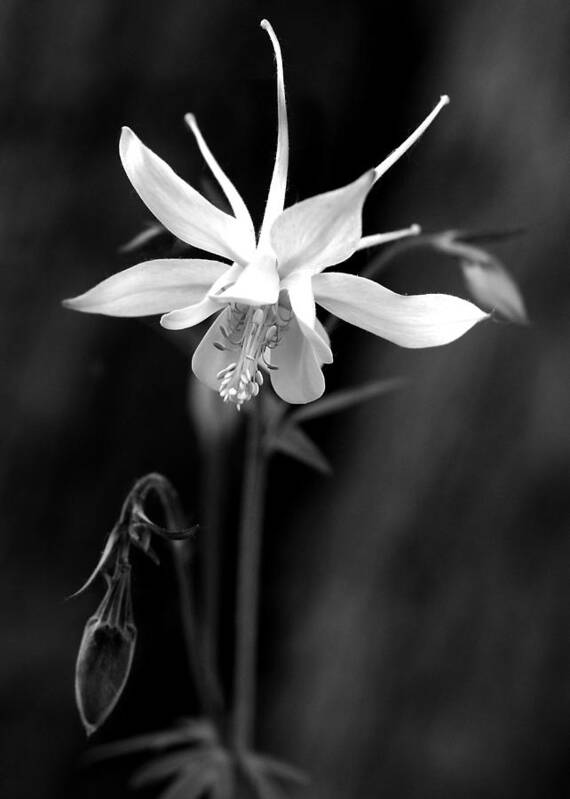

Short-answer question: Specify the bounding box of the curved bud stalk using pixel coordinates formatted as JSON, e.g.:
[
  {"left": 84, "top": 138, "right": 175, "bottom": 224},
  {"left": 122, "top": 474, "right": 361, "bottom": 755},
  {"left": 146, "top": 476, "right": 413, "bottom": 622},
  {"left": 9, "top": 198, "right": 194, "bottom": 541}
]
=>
[{"left": 72, "top": 474, "right": 195, "bottom": 735}]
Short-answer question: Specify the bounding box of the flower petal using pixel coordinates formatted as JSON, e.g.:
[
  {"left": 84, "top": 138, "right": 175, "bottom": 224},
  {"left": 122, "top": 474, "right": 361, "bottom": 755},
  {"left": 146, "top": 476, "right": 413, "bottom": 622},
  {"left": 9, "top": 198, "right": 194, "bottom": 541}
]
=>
[
  {"left": 119, "top": 127, "right": 256, "bottom": 264},
  {"left": 160, "top": 297, "right": 221, "bottom": 330},
  {"left": 312, "top": 272, "right": 489, "bottom": 348},
  {"left": 258, "top": 20, "right": 289, "bottom": 249},
  {"left": 272, "top": 96, "right": 449, "bottom": 278},
  {"left": 63, "top": 259, "right": 227, "bottom": 317},
  {"left": 184, "top": 113, "right": 255, "bottom": 240},
  {"left": 191, "top": 308, "right": 236, "bottom": 391},
  {"left": 272, "top": 170, "right": 375, "bottom": 278},
  {"left": 217, "top": 253, "right": 280, "bottom": 306},
  {"left": 161, "top": 263, "right": 242, "bottom": 330},
  {"left": 281, "top": 272, "right": 333, "bottom": 364},
  {"left": 268, "top": 315, "right": 326, "bottom": 404}
]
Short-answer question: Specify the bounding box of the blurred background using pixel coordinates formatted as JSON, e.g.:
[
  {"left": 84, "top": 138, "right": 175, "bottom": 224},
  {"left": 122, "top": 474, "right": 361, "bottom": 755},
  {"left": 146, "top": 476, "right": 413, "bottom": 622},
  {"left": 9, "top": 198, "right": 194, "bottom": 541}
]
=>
[{"left": 0, "top": 0, "right": 569, "bottom": 797}]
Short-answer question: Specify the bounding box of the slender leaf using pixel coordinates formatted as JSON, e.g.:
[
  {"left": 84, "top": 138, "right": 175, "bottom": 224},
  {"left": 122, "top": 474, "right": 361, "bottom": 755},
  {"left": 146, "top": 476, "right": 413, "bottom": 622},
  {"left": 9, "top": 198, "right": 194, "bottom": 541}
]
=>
[
  {"left": 246, "top": 753, "right": 309, "bottom": 786},
  {"left": 84, "top": 718, "right": 216, "bottom": 762},
  {"left": 268, "top": 424, "right": 332, "bottom": 475},
  {"left": 289, "top": 377, "right": 407, "bottom": 425},
  {"left": 159, "top": 768, "right": 216, "bottom": 799},
  {"left": 131, "top": 748, "right": 214, "bottom": 789}
]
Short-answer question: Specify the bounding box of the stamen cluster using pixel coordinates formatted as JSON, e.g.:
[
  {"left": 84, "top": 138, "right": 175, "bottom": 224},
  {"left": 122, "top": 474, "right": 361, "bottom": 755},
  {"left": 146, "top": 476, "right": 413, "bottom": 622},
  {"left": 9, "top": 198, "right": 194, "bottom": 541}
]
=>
[{"left": 215, "top": 304, "right": 289, "bottom": 408}]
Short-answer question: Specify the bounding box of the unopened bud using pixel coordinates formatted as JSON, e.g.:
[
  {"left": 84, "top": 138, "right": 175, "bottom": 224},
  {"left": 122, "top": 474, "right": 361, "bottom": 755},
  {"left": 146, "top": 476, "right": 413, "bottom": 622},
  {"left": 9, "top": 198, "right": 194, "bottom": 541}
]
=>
[{"left": 75, "top": 564, "right": 137, "bottom": 735}]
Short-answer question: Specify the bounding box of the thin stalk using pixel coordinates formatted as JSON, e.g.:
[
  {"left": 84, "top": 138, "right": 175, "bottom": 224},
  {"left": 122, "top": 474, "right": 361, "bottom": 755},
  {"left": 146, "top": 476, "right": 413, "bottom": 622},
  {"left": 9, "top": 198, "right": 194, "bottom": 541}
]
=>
[
  {"left": 232, "top": 406, "right": 267, "bottom": 750},
  {"left": 201, "top": 439, "right": 226, "bottom": 713},
  {"left": 162, "top": 487, "right": 219, "bottom": 722}
]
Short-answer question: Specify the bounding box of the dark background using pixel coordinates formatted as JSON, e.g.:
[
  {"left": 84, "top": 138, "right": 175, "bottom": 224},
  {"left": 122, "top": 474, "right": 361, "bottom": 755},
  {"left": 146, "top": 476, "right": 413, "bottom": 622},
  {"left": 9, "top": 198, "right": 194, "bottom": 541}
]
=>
[{"left": 1, "top": 1, "right": 569, "bottom": 797}]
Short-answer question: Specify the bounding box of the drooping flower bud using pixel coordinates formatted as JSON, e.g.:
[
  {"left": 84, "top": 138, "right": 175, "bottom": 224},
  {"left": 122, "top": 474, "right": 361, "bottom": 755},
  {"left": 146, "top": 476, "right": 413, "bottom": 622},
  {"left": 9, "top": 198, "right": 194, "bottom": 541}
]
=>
[
  {"left": 72, "top": 473, "right": 195, "bottom": 735},
  {"left": 75, "top": 562, "right": 137, "bottom": 736}
]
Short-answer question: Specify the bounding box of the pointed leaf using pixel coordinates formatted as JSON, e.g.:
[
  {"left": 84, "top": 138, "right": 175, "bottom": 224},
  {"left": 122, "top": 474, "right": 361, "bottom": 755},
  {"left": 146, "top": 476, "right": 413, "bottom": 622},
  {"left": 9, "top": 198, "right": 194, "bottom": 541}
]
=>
[
  {"left": 247, "top": 753, "right": 309, "bottom": 786},
  {"left": 130, "top": 751, "right": 197, "bottom": 788},
  {"left": 69, "top": 527, "right": 120, "bottom": 599},
  {"left": 241, "top": 759, "right": 287, "bottom": 799},
  {"left": 268, "top": 424, "right": 332, "bottom": 475},
  {"left": 289, "top": 377, "right": 407, "bottom": 424},
  {"left": 159, "top": 769, "right": 216, "bottom": 799},
  {"left": 84, "top": 719, "right": 216, "bottom": 762}
]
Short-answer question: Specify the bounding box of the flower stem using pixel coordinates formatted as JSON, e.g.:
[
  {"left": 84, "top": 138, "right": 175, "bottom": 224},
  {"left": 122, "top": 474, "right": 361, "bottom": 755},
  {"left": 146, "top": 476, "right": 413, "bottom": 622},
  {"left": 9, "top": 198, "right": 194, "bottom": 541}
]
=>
[
  {"left": 162, "top": 488, "right": 219, "bottom": 721},
  {"left": 232, "top": 406, "right": 267, "bottom": 750}
]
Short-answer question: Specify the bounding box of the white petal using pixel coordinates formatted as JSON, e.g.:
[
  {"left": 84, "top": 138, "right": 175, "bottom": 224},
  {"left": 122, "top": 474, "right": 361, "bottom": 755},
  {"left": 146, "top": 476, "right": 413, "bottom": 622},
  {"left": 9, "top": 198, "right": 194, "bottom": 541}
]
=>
[
  {"left": 191, "top": 308, "right": 236, "bottom": 391},
  {"left": 184, "top": 113, "right": 255, "bottom": 240},
  {"left": 373, "top": 95, "right": 449, "bottom": 184},
  {"left": 357, "top": 224, "right": 421, "bottom": 251},
  {"left": 63, "top": 259, "right": 226, "bottom": 317},
  {"left": 281, "top": 272, "right": 333, "bottom": 364},
  {"left": 312, "top": 272, "right": 489, "bottom": 348},
  {"left": 271, "top": 170, "right": 375, "bottom": 278},
  {"left": 160, "top": 296, "right": 221, "bottom": 330},
  {"left": 271, "top": 96, "right": 448, "bottom": 278},
  {"left": 268, "top": 315, "right": 326, "bottom": 404},
  {"left": 217, "top": 253, "right": 280, "bottom": 306},
  {"left": 258, "top": 20, "right": 289, "bottom": 249},
  {"left": 161, "top": 263, "right": 242, "bottom": 330},
  {"left": 119, "top": 127, "right": 256, "bottom": 264}
]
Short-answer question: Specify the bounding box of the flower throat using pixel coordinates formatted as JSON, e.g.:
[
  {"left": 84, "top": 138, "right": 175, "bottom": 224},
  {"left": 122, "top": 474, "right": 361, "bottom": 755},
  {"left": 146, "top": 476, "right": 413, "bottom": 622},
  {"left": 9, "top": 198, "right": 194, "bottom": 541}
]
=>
[{"left": 215, "top": 304, "right": 288, "bottom": 409}]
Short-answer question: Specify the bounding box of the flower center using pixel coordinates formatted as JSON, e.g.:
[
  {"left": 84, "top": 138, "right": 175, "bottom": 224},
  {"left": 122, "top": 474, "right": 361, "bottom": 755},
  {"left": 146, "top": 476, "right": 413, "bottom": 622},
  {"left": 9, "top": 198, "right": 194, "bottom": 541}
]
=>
[{"left": 215, "top": 303, "right": 289, "bottom": 408}]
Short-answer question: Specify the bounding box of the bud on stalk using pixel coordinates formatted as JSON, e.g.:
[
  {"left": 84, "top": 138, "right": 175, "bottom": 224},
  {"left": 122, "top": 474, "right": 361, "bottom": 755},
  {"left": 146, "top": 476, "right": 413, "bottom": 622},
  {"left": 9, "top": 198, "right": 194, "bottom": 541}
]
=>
[{"left": 75, "top": 563, "right": 137, "bottom": 735}]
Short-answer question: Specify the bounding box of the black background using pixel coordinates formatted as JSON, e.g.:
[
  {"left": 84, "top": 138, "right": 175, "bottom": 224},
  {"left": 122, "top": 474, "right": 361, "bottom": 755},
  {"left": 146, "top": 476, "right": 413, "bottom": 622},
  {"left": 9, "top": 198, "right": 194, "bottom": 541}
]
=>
[{"left": 1, "top": 1, "right": 569, "bottom": 797}]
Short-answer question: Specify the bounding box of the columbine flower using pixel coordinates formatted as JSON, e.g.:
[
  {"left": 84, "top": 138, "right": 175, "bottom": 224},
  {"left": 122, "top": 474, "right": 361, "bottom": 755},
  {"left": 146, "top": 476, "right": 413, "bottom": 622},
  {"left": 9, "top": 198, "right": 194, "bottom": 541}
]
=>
[{"left": 64, "top": 20, "right": 487, "bottom": 407}]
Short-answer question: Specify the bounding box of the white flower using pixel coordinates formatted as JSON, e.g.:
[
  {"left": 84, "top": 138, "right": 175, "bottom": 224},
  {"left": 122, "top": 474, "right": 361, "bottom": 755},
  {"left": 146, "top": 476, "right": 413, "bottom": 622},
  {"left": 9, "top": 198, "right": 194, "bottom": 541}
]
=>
[{"left": 65, "top": 20, "right": 487, "bottom": 407}]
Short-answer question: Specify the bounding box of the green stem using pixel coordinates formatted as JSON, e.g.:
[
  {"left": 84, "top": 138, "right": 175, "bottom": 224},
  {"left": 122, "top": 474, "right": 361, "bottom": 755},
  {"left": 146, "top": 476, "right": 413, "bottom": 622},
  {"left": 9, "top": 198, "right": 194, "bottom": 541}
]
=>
[{"left": 232, "top": 406, "right": 267, "bottom": 750}]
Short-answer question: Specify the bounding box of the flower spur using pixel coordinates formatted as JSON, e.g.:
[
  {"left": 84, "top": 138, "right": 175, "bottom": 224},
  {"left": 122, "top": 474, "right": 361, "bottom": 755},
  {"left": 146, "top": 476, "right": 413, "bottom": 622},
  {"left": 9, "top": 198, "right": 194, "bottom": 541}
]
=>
[{"left": 64, "top": 20, "right": 488, "bottom": 407}]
